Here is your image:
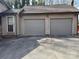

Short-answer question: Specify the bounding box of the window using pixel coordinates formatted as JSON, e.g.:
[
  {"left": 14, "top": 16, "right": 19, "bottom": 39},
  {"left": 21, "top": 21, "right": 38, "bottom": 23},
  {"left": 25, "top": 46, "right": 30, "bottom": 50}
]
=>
[{"left": 7, "top": 16, "right": 15, "bottom": 32}]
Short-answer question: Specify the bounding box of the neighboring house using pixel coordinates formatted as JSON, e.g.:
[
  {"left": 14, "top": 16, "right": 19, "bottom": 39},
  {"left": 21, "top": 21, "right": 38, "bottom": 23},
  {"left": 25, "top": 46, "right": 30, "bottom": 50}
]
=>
[
  {"left": 0, "top": 0, "right": 10, "bottom": 35},
  {"left": 0, "top": 1, "right": 79, "bottom": 36}
]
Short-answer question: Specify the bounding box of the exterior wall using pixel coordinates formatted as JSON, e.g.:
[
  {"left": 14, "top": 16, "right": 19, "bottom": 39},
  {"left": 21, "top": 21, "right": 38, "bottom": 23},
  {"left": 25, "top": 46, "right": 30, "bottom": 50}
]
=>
[
  {"left": 1, "top": 13, "right": 77, "bottom": 36},
  {"left": 2, "top": 16, "right": 7, "bottom": 35},
  {"left": 0, "top": 25, "right": 2, "bottom": 35},
  {"left": 48, "top": 13, "right": 77, "bottom": 35},
  {"left": 20, "top": 13, "right": 77, "bottom": 35},
  {"left": 49, "top": 14, "right": 73, "bottom": 18},
  {"left": 45, "top": 15, "right": 50, "bottom": 35},
  {"left": 16, "top": 14, "right": 20, "bottom": 35},
  {"left": 72, "top": 14, "right": 78, "bottom": 35},
  {"left": 2, "top": 15, "right": 17, "bottom": 35}
]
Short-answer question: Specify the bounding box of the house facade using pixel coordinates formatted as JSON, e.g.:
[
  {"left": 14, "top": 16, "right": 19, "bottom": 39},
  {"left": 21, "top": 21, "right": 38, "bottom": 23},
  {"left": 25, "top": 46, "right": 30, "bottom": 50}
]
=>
[
  {"left": 0, "top": 0, "right": 9, "bottom": 36},
  {"left": 0, "top": 0, "right": 79, "bottom": 36}
]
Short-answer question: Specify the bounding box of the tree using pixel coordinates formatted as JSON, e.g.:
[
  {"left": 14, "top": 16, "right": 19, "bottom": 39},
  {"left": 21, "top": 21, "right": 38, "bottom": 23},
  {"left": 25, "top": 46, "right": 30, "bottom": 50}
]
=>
[
  {"left": 21, "top": 0, "right": 25, "bottom": 8},
  {"left": 21, "top": 0, "right": 29, "bottom": 8},
  {"left": 37, "top": 0, "right": 45, "bottom": 5},
  {"left": 32, "top": 0, "right": 37, "bottom": 5},
  {"left": 14, "top": 0, "right": 23, "bottom": 9},
  {"left": 71, "top": 0, "right": 74, "bottom": 6},
  {"left": 26, "top": 0, "right": 30, "bottom": 6},
  {"left": 6, "top": 1, "right": 13, "bottom": 8},
  {"left": 14, "top": 0, "right": 30, "bottom": 9}
]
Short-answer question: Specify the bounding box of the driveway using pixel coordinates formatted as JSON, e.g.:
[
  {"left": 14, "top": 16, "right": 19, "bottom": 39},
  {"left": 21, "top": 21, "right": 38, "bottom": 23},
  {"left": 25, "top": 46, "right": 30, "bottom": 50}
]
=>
[{"left": 0, "top": 37, "right": 79, "bottom": 59}]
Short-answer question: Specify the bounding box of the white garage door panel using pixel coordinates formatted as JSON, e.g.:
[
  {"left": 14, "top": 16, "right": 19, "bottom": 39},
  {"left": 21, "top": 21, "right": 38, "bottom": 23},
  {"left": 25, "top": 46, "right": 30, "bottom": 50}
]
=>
[
  {"left": 51, "top": 19, "right": 72, "bottom": 35},
  {"left": 24, "top": 19, "right": 44, "bottom": 35}
]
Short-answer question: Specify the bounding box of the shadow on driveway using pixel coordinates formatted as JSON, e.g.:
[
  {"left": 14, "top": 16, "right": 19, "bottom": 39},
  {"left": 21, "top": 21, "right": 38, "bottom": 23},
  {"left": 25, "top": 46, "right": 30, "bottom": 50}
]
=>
[
  {"left": 0, "top": 36, "right": 43, "bottom": 59},
  {"left": 0, "top": 36, "right": 79, "bottom": 59}
]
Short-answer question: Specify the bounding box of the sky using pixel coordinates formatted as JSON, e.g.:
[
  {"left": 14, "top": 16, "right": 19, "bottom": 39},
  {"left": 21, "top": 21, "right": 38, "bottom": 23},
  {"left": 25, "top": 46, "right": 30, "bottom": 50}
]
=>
[
  {"left": 74, "top": 0, "right": 79, "bottom": 19},
  {"left": 74, "top": 0, "right": 79, "bottom": 9}
]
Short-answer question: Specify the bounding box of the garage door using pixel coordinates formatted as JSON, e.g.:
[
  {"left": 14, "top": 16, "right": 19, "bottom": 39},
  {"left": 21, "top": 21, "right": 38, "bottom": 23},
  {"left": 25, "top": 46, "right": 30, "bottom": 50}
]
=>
[
  {"left": 51, "top": 19, "right": 72, "bottom": 35},
  {"left": 24, "top": 19, "right": 45, "bottom": 36}
]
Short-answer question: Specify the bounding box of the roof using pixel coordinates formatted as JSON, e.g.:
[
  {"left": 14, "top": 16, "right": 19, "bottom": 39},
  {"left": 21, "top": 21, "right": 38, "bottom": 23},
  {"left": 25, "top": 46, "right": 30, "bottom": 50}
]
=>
[
  {"left": 21, "top": 4, "right": 79, "bottom": 14},
  {"left": 5, "top": 9, "right": 20, "bottom": 14},
  {"left": 0, "top": 9, "right": 20, "bottom": 16},
  {"left": 0, "top": 0, "right": 10, "bottom": 9}
]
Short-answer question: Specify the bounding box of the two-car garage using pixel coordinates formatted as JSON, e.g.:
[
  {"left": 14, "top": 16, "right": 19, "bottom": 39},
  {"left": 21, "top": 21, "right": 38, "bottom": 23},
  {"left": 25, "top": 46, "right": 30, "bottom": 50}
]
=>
[
  {"left": 17, "top": 5, "right": 78, "bottom": 36},
  {"left": 22, "top": 17, "right": 73, "bottom": 36},
  {"left": 1, "top": 5, "right": 78, "bottom": 36}
]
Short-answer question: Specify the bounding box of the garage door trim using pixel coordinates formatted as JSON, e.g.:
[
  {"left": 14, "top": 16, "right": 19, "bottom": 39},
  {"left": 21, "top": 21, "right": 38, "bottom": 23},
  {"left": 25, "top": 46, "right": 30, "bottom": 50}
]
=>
[
  {"left": 50, "top": 18, "right": 72, "bottom": 36},
  {"left": 23, "top": 19, "right": 45, "bottom": 36}
]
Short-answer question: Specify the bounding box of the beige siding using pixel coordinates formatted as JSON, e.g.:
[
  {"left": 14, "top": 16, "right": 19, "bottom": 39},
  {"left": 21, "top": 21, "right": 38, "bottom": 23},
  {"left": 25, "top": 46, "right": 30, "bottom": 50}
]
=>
[
  {"left": 2, "top": 15, "right": 17, "bottom": 35},
  {"left": 20, "top": 13, "right": 77, "bottom": 35},
  {"left": 49, "top": 14, "right": 73, "bottom": 18},
  {"left": 20, "top": 15, "right": 46, "bottom": 35},
  {"left": 16, "top": 14, "right": 20, "bottom": 35},
  {"left": 22, "top": 15, "right": 46, "bottom": 19},
  {"left": 49, "top": 14, "right": 77, "bottom": 35},
  {"left": 2, "top": 16, "right": 7, "bottom": 35},
  {"left": 1, "top": 13, "right": 77, "bottom": 35},
  {"left": 72, "top": 14, "right": 77, "bottom": 35},
  {"left": 45, "top": 16, "right": 50, "bottom": 35},
  {"left": 19, "top": 17, "right": 21, "bottom": 34}
]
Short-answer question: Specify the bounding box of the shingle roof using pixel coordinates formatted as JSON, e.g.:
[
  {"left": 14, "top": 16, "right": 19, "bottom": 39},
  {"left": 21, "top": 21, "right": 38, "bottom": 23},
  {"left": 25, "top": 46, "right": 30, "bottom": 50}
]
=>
[
  {"left": 22, "top": 4, "right": 79, "bottom": 14},
  {"left": 5, "top": 9, "right": 20, "bottom": 14},
  {"left": 0, "top": 0, "right": 10, "bottom": 9}
]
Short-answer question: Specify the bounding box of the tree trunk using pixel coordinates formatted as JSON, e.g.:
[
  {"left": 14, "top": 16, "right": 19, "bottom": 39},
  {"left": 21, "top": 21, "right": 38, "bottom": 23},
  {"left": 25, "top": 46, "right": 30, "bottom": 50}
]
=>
[{"left": 71, "top": 0, "right": 74, "bottom": 6}]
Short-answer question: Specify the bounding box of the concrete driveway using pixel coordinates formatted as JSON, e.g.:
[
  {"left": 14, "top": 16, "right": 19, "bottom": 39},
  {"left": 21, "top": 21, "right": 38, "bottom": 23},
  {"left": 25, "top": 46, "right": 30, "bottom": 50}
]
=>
[{"left": 0, "top": 37, "right": 79, "bottom": 59}]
